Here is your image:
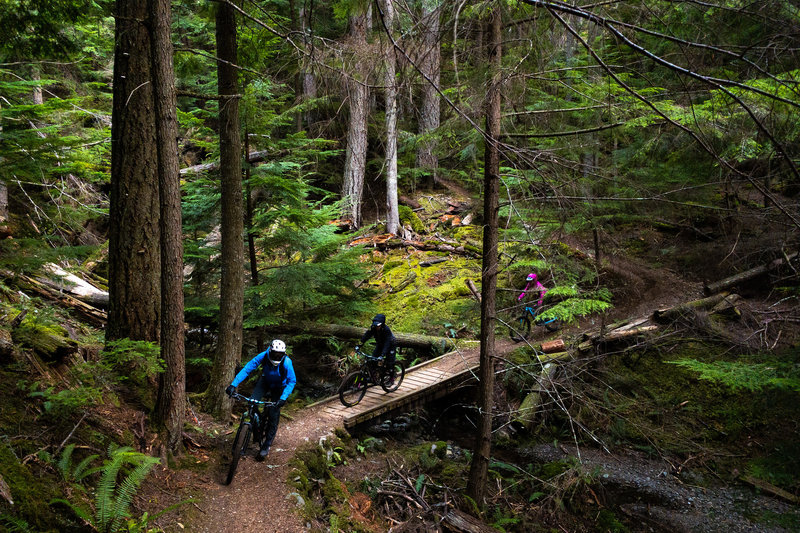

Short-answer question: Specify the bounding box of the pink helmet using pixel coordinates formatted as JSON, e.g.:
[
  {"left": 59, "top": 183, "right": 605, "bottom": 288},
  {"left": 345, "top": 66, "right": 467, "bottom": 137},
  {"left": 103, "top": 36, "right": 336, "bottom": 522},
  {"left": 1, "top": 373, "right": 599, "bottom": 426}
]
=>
[{"left": 526, "top": 273, "right": 537, "bottom": 281}]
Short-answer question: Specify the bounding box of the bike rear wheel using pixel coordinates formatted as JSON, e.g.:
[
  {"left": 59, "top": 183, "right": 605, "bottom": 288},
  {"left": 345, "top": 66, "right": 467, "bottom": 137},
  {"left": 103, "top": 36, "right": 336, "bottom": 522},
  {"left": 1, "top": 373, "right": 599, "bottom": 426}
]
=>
[
  {"left": 339, "top": 371, "right": 368, "bottom": 406},
  {"left": 509, "top": 315, "right": 531, "bottom": 342},
  {"left": 380, "top": 363, "right": 405, "bottom": 393},
  {"left": 226, "top": 422, "right": 251, "bottom": 485}
]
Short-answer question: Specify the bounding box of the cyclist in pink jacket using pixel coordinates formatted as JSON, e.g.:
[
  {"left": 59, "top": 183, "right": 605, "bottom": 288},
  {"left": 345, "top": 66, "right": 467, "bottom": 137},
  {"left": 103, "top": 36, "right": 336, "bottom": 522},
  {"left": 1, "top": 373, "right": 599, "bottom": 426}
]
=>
[{"left": 519, "top": 273, "right": 547, "bottom": 308}]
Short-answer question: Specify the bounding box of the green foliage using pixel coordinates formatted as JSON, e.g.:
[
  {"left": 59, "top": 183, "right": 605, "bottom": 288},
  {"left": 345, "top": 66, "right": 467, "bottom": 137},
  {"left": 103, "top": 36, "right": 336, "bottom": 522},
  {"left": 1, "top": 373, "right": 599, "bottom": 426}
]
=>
[
  {"left": 54, "top": 443, "right": 101, "bottom": 484},
  {"left": 101, "top": 338, "right": 164, "bottom": 386},
  {"left": 27, "top": 381, "right": 103, "bottom": 419},
  {"left": 745, "top": 441, "right": 800, "bottom": 492},
  {"left": 668, "top": 359, "right": 800, "bottom": 392},
  {"left": 51, "top": 446, "right": 160, "bottom": 533}
]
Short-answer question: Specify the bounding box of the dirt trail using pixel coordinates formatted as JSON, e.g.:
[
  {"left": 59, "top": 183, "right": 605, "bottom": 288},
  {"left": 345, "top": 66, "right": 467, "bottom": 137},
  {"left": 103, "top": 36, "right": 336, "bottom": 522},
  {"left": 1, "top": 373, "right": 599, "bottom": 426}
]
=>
[{"left": 186, "top": 408, "right": 336, "bottom": 533}]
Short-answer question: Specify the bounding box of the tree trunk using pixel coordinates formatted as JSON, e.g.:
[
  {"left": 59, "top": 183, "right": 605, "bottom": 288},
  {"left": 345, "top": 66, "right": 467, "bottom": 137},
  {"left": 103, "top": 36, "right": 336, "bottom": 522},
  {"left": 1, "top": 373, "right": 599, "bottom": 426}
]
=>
[
  {"left": 207, "top": 0, "right": 244, "bottom": 419},
  {"left": 416, "top": 3, "right": 441, "bottom": 188},
  {"left": 108, "top": 0, "right": 161, "bottom": 343},
  {"left": 0, "top": 180, "right": 8, "bottom": 238},
  {"left": 341, "top": 11, "right": 369, "bottom": 228},
  {"left": 300, "top": 4, "right": 317, "bottom": 132},
  {"left": 244, "top": 125, "right": 264, "bottom": 353},
  {"left": 263, "top": 322, "right": 455, "bottom": 352},
  {"left": 380, "top": 0, "right": 400, "bottom": 235},
  {"left": 467, "top": 5, "right": 502, "bottom": 505},
  {"left": 150, "top": 0, "right": 186, "bottom": 452}
]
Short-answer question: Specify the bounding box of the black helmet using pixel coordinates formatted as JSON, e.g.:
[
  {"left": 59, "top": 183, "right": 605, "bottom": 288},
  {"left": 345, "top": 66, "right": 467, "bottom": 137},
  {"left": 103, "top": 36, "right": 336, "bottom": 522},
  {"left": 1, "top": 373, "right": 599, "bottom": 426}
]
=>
[
  {"left": 268, "top": 339, "right": 286, "bottom": 366},
  {"left": 371, "top": 314, "right": 386, "bottom": 328}
]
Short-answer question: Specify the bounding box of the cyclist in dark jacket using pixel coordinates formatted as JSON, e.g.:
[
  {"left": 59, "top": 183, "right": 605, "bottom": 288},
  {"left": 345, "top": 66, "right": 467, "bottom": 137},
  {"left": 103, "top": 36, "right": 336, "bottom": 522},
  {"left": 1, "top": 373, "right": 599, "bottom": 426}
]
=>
[
  {"left": 226, "top": 339, "right": 296, "bottom": 460},
  {"left": 358, "top": 313, "right": 397, "bottom": 372}
]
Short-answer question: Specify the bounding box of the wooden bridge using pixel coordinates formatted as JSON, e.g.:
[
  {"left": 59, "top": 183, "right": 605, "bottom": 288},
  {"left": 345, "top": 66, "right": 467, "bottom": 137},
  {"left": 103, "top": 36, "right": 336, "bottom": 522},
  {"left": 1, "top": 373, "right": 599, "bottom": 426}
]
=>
[{"left": 314, "top": 348, "right": 480, "bottom": 429}]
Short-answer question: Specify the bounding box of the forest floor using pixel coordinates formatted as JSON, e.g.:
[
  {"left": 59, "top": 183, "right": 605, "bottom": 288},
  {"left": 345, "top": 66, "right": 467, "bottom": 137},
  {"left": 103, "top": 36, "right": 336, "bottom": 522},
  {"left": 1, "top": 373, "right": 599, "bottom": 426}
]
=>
[{"left": 141, "top": 244, "right": 800, "bottom": 532}]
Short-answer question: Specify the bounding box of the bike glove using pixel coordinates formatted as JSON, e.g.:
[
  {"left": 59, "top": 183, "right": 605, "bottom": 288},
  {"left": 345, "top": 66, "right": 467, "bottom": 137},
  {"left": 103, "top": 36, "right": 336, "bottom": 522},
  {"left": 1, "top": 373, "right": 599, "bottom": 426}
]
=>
[
  {"left": 275, "top": 399, "right": 286, "bottom": 408},
  {"left": 226, "top": 385, "right": 236, "bottom": 397}
]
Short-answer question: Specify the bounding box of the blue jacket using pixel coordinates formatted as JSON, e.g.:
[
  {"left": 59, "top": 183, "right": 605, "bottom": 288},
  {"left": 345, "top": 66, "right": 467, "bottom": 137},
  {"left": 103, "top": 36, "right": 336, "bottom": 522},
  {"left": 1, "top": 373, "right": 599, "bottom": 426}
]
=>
[{"left": 231, "top": 348, "right": 297, "bottom": 402}]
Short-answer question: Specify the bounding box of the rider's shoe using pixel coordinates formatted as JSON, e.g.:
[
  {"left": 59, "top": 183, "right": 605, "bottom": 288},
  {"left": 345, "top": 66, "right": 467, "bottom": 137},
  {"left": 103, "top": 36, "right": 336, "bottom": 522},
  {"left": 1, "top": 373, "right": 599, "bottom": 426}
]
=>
[{"left": 256, "top": 445, "right": 269, "bottom": 461}]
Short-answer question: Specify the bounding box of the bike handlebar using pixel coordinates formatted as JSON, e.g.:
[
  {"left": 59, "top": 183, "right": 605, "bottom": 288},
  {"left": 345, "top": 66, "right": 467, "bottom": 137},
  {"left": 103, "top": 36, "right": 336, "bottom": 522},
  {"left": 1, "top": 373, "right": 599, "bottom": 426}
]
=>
[
  {"left": 229, "top": 392, "right": 276, "bottom": 406},
  {"left": 355, "top": 345, "right": 384, "bottom": 360}
]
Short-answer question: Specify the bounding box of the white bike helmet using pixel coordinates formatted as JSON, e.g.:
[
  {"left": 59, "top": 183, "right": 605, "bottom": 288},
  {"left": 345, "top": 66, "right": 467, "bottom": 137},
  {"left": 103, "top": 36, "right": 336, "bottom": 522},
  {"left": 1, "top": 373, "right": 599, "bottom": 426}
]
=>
[{"left": 268, "top": 339, "right": 286, "bottom": 366}]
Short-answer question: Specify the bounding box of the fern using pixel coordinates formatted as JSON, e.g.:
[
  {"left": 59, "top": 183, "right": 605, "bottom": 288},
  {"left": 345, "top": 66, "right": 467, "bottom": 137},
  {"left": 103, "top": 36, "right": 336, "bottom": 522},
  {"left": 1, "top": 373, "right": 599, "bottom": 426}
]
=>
[
  {"left": 57, "top": 443, "right": 76, "bottom": 480},
  {"left": 52, "top": 446, "right": 160, "bottom": 533},
  {"left": 0, "top": 515, "right": 34, "bottom": 533},
  {"left": 109, "top": 459, "right": 158, "bottom": 533},
  {"left": 72, "top": 453, "right": 101, "bottom": 482}
]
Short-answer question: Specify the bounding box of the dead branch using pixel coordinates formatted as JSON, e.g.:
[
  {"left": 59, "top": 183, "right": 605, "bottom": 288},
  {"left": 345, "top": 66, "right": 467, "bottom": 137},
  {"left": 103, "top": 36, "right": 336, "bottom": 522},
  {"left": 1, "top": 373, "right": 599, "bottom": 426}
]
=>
[{"left": 465, "top": 279, "right": 481, "bottom": 302}]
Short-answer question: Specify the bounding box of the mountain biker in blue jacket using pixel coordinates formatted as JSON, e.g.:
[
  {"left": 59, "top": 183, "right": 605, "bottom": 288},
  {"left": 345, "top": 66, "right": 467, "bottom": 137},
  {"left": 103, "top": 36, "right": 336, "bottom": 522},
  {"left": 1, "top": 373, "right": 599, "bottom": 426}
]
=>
[
  {"left": 226, "top": 339, "right": 296, "bottom": 460},
  {"left": 358, "top": 314, "right": 397, "bottom": 379}
]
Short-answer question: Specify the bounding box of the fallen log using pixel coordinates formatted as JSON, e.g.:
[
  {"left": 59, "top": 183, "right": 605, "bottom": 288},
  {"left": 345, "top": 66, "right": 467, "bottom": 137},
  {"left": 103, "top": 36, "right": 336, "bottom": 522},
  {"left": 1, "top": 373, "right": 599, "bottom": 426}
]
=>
[
  {"left": 39, "top": 263, "right": 109, "bottom": 307},
  {"left": 710, "top": 293, "right": 742, "bottom": 318},
  {"left": 740, "top": 474, "right": 800, "bottom": 505},
  {"left": 652, "top": 292, "right": 731, "bottom": 323},
  {"left": 375, "top": 237, "right": 481, "bottom": 258},
  {"left": 541, "top": 339, "right": 566, "bottom": 353},
  {"left": 513, "top": 351, "right": 570, "bottom": 430},
  {"left": 703, "top": 252, "right": 798, "bottom": 296},
  {"left": 391, "top": 271, "right": 417, "bottom": 292},
  {"left": 442, "top": 509, "right": 501, "bottom": 533},
  {"left": 419, "top": 257, "right": 448, "bottom": 267},
  {"left": 12, "top": 323, "right": 79, "bottom": 361},
  {"left": 14, "top": 273, "right": 107, "bottom": 327},
  {"left": 578, "top": 325, "right": 659, "bottom": 354},
  {"left": 262, "top": 322, "right": 455, "bottom": 352},
  {"left": 180, "top": 149, "right": 270, "bottom": 175}
]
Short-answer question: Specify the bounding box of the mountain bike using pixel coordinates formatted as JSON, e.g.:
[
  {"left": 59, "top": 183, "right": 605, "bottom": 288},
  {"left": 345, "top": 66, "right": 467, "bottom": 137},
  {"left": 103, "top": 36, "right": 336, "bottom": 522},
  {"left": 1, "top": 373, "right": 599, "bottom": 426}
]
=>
[
  {"left": 225, "top": 392, "right": 276, "bottom": 485},
  {"left": 338, "top": 345, "right": 406, "bottom": 407},
  {"left": 509, "top": 303, "right": 561, "bottom": 342}
]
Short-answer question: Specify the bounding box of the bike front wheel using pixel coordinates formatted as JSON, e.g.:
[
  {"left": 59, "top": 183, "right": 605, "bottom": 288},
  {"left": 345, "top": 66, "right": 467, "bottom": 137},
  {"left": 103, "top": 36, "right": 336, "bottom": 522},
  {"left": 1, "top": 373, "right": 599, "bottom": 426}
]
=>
[
  {"left": 509, "top": 315, "right": 531, "bottom": 342},
  {"left": 226, "top": 422, "right": 252, "bottom": 485},
  {"left": 380, "top": 363, "right": 405, "bottom": 393},
  {"left": 339, "top": 371, "right": 368, "bottom": 407}
]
